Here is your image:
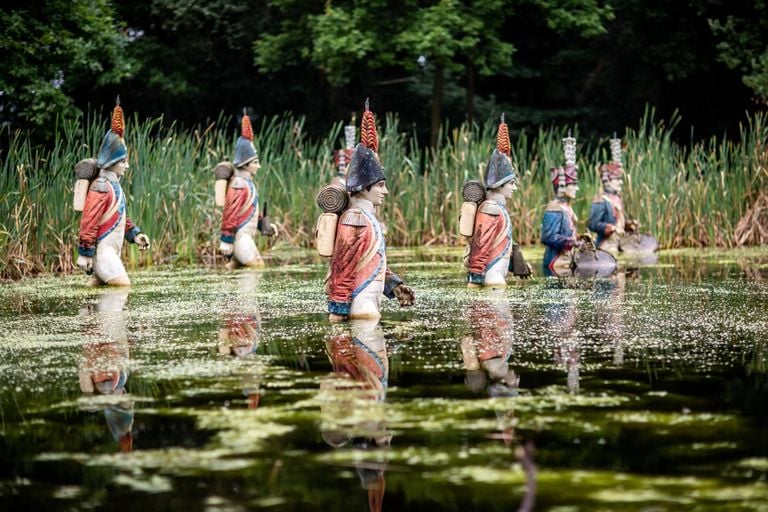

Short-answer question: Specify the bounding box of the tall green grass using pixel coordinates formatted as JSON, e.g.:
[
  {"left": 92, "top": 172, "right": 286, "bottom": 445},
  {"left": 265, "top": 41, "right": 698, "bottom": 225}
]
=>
[{"left": 1, "top": 107, "right": 766, "bottom": 278}]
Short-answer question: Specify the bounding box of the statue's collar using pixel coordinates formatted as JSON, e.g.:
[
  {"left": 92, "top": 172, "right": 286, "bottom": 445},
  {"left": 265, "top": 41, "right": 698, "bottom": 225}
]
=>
[
  {"left": 99, "top": 170, "right": 120, "bottom": 182},
  {"left": 486, "top": 191, "right": 506, "bottom": 205},
  {"left": 350, "top": 197, "right": 375, "bottom": 213},
  {"left": 235, "top": 169, "right": 252, "bottom": 180}
]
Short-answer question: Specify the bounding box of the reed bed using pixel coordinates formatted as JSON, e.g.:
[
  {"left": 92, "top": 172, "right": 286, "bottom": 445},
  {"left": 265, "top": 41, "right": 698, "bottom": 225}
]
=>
[{"left": 1, "top": 107, "right": 766, "bottom": 279}]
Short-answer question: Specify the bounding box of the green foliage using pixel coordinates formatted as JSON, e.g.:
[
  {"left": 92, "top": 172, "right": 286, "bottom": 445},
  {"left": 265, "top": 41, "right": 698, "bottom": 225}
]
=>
[
  {"left": 115, "top": 0, "right": 268, "bottom": 121},
  {"left": 396, "top": 0, "right": 490, "bottom": 71},
  {"left": 535, "top": 0, "right": 614, "bottom": 37},
  {"left": 0, "top": 0, "right": 133, "bottom": 128},
  {"left": 709, "top": 1, "right": 768, "bottom": 102}
]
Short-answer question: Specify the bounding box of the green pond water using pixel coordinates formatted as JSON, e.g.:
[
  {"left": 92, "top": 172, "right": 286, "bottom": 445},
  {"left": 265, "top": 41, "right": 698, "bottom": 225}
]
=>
[{"left": 0, "top": 247, "right": 767, "bottom": 511}]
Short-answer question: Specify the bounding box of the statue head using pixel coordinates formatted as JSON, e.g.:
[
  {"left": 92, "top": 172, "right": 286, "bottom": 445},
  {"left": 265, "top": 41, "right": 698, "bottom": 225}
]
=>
[
  {"left": 353, "top": 180, "right": 388, "bottom": 206},
  {"left": 601, "top": 136, "right": 624, "bottom": 192},
  {"left": 107, "top": 157, "right": 129, "bottom": 177},
  {"left": 233, "top": 108, "right": 259, "bottom": 169},
  {"left": 346, "top": 99, "right": 386, "bottom": 193},
  {"left": 484, "top": 114, "right": 517, "bottom": 190},
  {"left": 491, "top": 179, "right": 517, "bottom": 200},
  {"left": 96, "top": 97, "right": 128, "bottom": 170},
  {"left": 551, "top": 165, "right": 579, "bottom": 199}
]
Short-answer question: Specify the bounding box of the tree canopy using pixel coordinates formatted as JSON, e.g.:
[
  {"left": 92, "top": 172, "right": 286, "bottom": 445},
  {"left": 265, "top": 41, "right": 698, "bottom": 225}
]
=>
[
  {"left": 0, "top": 0, "right": 765, "bottom": 144},
  {"left": 0, "top": 0, "right": 132, "bottom": 128}
]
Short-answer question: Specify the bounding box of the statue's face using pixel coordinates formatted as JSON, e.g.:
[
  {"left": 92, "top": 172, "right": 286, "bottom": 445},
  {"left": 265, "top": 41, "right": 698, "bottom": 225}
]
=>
[
  {"left": 244, "top": 158, "right": 261, "bottom": 174},
  {"left": 564, "top": 183, "right": 579, "bottom": 199},
  {"left": 109, "top": 157, "right": 129, "bottom": 177},
  {"left": 608, "top": 177, "right": 623, "bottom": 192},
  {"left": 498, "top": 180, "right": 517, "bottom": 199},
  {"left": 358, "top": 180, "right": 388, "bottom": 206}
]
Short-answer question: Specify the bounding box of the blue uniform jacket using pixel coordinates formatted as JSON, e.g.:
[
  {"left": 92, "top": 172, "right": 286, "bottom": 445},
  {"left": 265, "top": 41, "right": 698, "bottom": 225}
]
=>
[
  {"left": 541, "top": 200, "right": 575, "bottom": 272},
  {"left": 588, "top": 197, "right": 616, "bottom": 247}
]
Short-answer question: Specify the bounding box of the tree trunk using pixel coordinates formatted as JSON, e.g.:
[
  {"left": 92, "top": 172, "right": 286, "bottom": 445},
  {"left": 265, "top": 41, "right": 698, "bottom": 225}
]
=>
[
  {"left": 465, "top": 58, "right": 475, "bottom": 124},
  {"left": 430, "top": 62, "right": 445, "bottom": 148}
]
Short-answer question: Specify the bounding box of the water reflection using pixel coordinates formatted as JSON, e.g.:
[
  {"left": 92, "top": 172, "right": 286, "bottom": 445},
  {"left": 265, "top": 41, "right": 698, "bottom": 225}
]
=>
[
  {"left": 77, "top": 288, "right": 134, "bottom": 452},
  {"left": 462, "top": 291, "right": 537, "bottom": 511},
  {"left": 218, "top": 271, "right": 263, "bottom": 408},
  {"left": 461, "top": 290, "right": 519, "bottom": 400},
  {"left": 593, "top": 271, "right": 627, "bottom": 367},
  {"left": 544, "top": 280, "right": 581, "bottom": 394},
  {"left": 321, "top": 319, "right": 390, "bottom": 512},
  {"left": 1, "top": 250, "right": 767, "bottom": 510}
]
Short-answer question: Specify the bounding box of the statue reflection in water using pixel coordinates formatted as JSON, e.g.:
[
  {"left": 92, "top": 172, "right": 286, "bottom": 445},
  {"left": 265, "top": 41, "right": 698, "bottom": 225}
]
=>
[
  {"left": 461, "top": 291, "right": 536, "bottom": 512},
  {"left": 545, "top": 281, "right": 581, "bottom": 394},
  {"left": 78, "top": 288, "right": 133, "bottom": 452},
  {"left": 461, "top": 290, "right": 519, "bottom": 402},
  {"left": 218, "top": 271, "right": 263, "bottom": 409},
  {"left": 320, "top": 319, "right": 390, "bottom": 512},
  {"left": 593, "top": 271, "right": 627, "bottom": 367}
]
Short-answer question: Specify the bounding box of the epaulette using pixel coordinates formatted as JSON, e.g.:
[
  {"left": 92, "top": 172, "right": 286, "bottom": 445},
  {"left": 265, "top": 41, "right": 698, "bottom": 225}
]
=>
[
  {"left": 479, "top": 200, "right": 502, "bottom": 216},
  {"left": 545, "top": 200, "right": 564, "bottom": 212},
  {"left": 89, "top": 177, "right": 110, "bottom": 193},
  {"left": 340, "top": 209, "right": 368, "bottom": 227},
  {"left": 229, "top": 176, "right": 247, "bottom": 189}
]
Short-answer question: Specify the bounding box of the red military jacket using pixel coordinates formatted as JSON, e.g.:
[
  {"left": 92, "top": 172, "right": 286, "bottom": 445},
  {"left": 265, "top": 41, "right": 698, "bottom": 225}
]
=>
[
  {"left": 326, "top": 200, "right": 401, "bottom": 316},
  {"left": 468, "top": 299, "right": 513, "bottom": 363},
  {"left": 78, "top": 176, "right": 139, "bottom": 257},
  {"left": 220, "top": 174, "right": 259, "bottom": 243},
  {"left": 466, "top": 199, "right": 512, "bottom": 281}
]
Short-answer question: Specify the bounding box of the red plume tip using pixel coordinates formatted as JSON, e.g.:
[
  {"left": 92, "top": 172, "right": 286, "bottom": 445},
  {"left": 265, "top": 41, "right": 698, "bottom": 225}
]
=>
[
  {"left": 111, "top": 102, "right": 125, "bottom": 138},
  {"left": 241, "top": 112, "right": 253, "bottom": 141},
  {"left": 496, "top": 117, "right": 510, "bottom": 156},
  {"left": 360, "top": 108, "right": 378, "bottom": 152}
]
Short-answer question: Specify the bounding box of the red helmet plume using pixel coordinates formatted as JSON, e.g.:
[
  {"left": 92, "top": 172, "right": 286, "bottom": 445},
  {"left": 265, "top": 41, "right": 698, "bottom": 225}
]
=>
[
  {"left": 496, "top": 113, "right": 510, "bottom": 156},
  {"left": 241, "top": 107, "right": 254, "bottom": 142},
  {"left": 111, "top": 96, "right": 124, "bottom": 138},
  {"left": 360, "top": 98, "right": 378, "bottom": 153}
]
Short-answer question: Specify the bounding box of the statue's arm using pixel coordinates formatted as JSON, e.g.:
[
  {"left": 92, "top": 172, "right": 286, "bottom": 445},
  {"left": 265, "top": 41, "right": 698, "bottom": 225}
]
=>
[
  {"left": 123, "top": 217, "right": 142, "bottom": 242},
  {"left": 541, "top": 211, "right": 573, "bottom": 251},
  {"left": 588, "top": 201, "right": 613, "bottom": 235}
]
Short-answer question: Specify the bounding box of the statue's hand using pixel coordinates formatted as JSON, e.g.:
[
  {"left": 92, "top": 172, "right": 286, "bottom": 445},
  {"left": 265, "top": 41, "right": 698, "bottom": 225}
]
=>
[
  {"left": 393, "top": 284, "right": 415, "bottom": 307},
  {"left": 76, "top": 255, "right": 93, "bottom": 274},
  {"left": 219, "top": 241, "right": 234, "bottom": 257},
  {"left": 135, "top": 233, "right": 151, "bottom": 251}
]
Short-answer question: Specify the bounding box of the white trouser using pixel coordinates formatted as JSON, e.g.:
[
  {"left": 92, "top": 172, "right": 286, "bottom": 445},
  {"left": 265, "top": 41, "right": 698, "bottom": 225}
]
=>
[
  {"left": 233, "top": 216, "right": 263, "bottom": 266},
  {"left": 483, "top": 254, "right": 511, "bottom": 287},
  {"left": 93, "top": 217, "right": 128, "bottom": 284},
  {"left": 350, "top": 280, "right": 384, "bottom": 320}
]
